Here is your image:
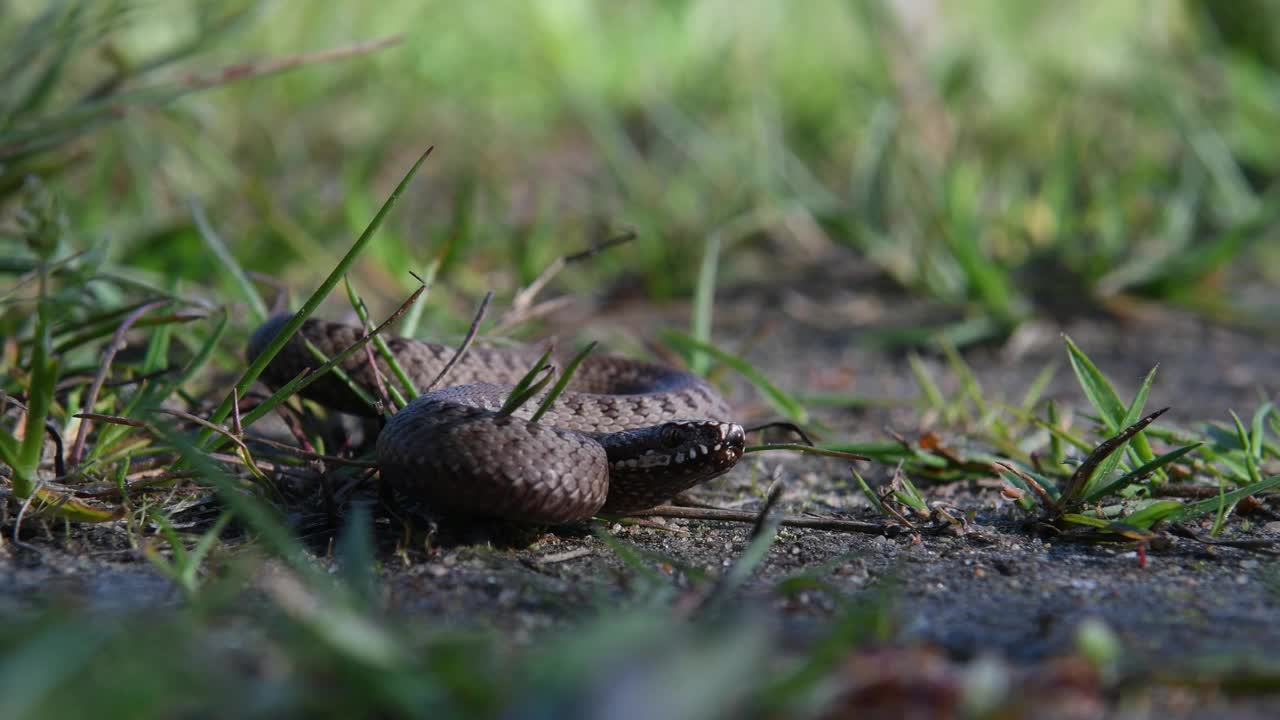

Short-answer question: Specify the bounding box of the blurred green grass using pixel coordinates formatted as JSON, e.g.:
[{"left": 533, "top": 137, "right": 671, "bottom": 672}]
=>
[{"left": 6, "top": 0, "right": 1280, "bottom": 339}]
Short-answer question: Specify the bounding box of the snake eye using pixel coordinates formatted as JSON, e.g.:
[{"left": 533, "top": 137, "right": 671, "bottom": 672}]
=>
[{"left": 659, "top": 423, "right": 684, "bottom": 448}]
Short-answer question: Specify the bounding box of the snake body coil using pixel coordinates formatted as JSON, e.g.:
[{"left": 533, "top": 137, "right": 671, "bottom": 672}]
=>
[{"left": 247, "top": 315, "right": 744, "bottom": 523}]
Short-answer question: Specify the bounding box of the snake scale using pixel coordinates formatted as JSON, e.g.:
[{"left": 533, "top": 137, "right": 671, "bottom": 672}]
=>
[{"left": 247, "top": 314, "right": 745, "bottom": 524}]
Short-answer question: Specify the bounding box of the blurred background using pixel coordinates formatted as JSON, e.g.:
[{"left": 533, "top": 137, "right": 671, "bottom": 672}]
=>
[{"left": 4, "top": 0, "right": 1280, "bottom": 339}]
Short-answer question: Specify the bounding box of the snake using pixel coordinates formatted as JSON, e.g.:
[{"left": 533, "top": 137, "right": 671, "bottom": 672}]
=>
[{"left": 246, "top": 314, "right": 745, "bottom": 524}]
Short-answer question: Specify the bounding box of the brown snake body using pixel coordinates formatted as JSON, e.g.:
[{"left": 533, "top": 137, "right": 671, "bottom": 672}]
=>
[{"left": 247, "top": 315, "right": 745, "bottom": 523}]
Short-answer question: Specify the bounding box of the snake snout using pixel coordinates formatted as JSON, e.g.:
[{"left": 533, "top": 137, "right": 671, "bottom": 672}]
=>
[{"left": 674, "top": 420, "right": 745, "bottom": 473}]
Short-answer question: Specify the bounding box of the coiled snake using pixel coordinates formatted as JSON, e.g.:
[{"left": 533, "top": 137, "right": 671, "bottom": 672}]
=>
[{"left": 247, "top": 315, "right": 745, "bottom": 524}]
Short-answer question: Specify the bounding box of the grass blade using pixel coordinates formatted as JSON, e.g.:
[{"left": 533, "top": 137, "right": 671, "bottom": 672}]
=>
[
  {"left": 191, "top": 199, "right": 268, "bottom": 323},
  {"left": 1165, "top": 475, "right": 1280, "bottom": 524},
  {"left": 1230, "top": 411, "right": 1263, "bottom": 485},
  {"left": 529, "top": 342, "right": 596, "bottom": 424},
  {"left": 1063, "top": 336, "right": 1127, "bottom": 431},
  {"left": 1060, "top": 408, "right": 1168, "bottom": 506},
  {"left": 1250, "top": 402, "right": 1273, "bottom": 462},
  {"left": 689, "top": 232, "right": 721, "bottom": 375},
  {"left": 343, "top": 275, "right": 413, "bottom": 407},
  {"left": 1088, "top": 364, "right": 1160, "bottom": 490},
  {"left": 1119, "top": 500, "right": 1184, "bottom": 530},
  {"left": 1116, "top": 365, "right": 1160, "bottom": 472},
  {"left": 498, "top": 346, "right": 554, "bottom": 417},
  {"left": 1082, "top": 443, "right": 1202, "bottom": 503},
  {"left": 303, "top": 337, "right": 378, "bottom": 413},
  {"left": 200, "top": 147, "right": 433, "bottom": 444},
  {"left": 662, "top": 331, "right": 808, "bottom": 424},
  {"left": 851, "top": 468, "right": 888, "bottom": 517},
  {"left": 161, "top": 426, "right": 314, "bottom": 579},
  {"left": 9, "top": 275, "right": 57, "bottom": 498},
  {"left": 906, "top": 353, "right": 945, "bottom": 412}
]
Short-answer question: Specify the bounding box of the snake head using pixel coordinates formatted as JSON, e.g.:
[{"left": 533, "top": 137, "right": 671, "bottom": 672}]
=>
[{"left": 603, "top": 419, "right": 746, "bottom": 490}]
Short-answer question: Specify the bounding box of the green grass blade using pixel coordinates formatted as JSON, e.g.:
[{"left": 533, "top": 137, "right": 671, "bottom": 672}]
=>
[
  {"left": 689, "top": 232, "right": 721, "bottom": 375},
  {"left": 529, "top": 342, "right": 596, "bottom": 424},
  {"left": 1062, "top": 408, "right": 1168, "bottom": 506},
  {"left": 399, "top": 257, "right": 440, "bottom": 338},
  {"left": 1020, "top": 361, "right": 1058, "bottom": 413},
  {"left": 186, "top": 511, "right": 233, "bottom": 578},
  {"left": 1165, "top": 474, "right": 1280, "bottom": 525},
  {"left": 851, "top": 468, "right": 887, "bottom": 518},
  {"left": 343, "top": 275, "right": 413, "bottom": 406},
  {"left": 235, "top": 368, "right": 313, "bottom": 430},
  {"left": 160, "top": 426, "right": 316, "bottom": 579},
  {"left": 4, "top": 4, "right": 81, "bottom": 129},
  {"left": 711, "top": 511, "right": 781, "bottom": 603},
  {"left": 1118, "top": 364, "right": 1159, "bottom": 468},
  {"left": 1211, "top": 480, "right": 1230, "bottom": 537},
  {"left": 200, "top": 146, "right": 433, "bottom": 443},
  {"left": 498, "top": 346, "right": 554, "bottom": 417},
  {"left": 592, "top": 527, "right": 670, "bottom": 587},
  {"left": 0, "top": 432, "right": 19, "bottom": 464},
  {"left": 1082, "top": 443, "right": 1202, "bottom": 503},
  {"left": 820, "top": 440, "right": 948, "bottom": 468},
  {"left": 1060, "top": 513, "right": 1113, "bottom": 530},
  {"left": 1250, "top": 402, "right": 1273, "bottom": 462},
  {"left": 894, "top": 473, "right": 929, "bottom": 513},
  {"left": 662, "top": 331, "right": 807, "bottom": 424},
  {"left": 1086, "top": 364, "right": 1160, "bottom": 491},
  {"left": 224, "top": 289, "right": 427, "bottom": 436},
  {"left": 1063, "top": 336, "right": 1126, "bottom": 431},
  {"left": 1046, "top": 401, "right": 1066, "bottom": 466},
  {"left": 939, "top": 338, "right": 987, "bottom": 417},
  {"left": 91, "top": 310, "right": 231, "bottom": 462},
  {"left": 12, "top": 276, "right": 57, "bottom": 498},
  {"left": 1122, "top": 365, "right": 1158, "bottom": 428},
  {"left": 744, "top": 444, "right": 869, "bottom": 463},
  {"left": 303, "top": 337, "right": 378, "bottom": 413},
  {"left": 1230, "top": 411, "right": 1263, "bottom": 485},
  {"left": 336, "top": 504, "right": 379, "bottom": 608},
  {"left": 191, "top": 199, "right": 268, "bottom": 323},
  {"left": 1121, "top": 500, "right": 1184, "bottom": 530},
  {"left": 906, "top": 353, "right": 945, "bottom": 411}
]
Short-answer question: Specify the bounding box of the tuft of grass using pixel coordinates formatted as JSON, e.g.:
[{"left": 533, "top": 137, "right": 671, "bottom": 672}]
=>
[
  {"left": 0, "top": 274, "right": 56, "bottom": 500},
  {"left": 496, "top": 346, "right": 555, "bottom": 418},
  {"left": 528, "top": 342, "right": 597, "bottom": 424},
  {"left": 200, "top": 146, "right": 433, "bottom": 444},
  {"left": 831, "top": 334, "right": 1279, "bottom": 537}
]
